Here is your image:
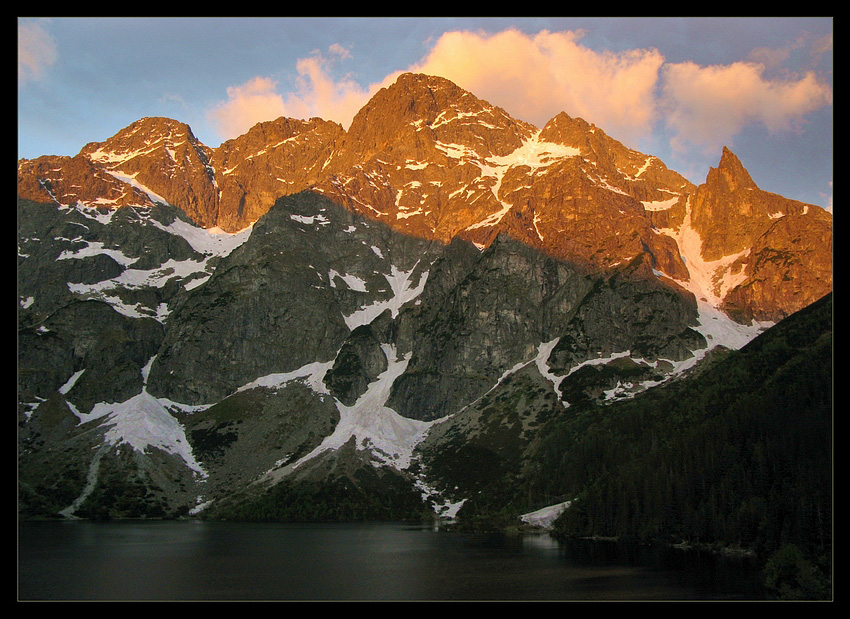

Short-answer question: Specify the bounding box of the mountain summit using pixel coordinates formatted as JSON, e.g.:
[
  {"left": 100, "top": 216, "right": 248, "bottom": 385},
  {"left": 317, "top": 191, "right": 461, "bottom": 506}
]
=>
[
  {"left": 17, "top": 73, "right": 831, "bottom": 528},
  {"left": 18, "top": 73, "right": 830, "bottom": 322}
]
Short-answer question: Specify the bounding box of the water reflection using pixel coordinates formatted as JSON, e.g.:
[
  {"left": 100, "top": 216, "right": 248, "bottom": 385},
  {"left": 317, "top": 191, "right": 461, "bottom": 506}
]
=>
[{"left": 18, "top": 520, "right": 766, "bottom": 601}]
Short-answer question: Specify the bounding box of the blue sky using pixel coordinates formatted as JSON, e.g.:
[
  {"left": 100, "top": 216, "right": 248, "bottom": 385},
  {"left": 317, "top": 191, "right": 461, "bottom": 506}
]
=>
[{"left": 18, "top": 17, "right": 833, "bottom": 210}]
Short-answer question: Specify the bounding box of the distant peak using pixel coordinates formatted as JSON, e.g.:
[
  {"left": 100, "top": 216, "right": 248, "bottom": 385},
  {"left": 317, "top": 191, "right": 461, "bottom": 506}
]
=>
[
  {"left": 541, "top": 111, "right": 593, "bottom": 133},
  {"left": 97, "top": 117, "right": 200, "bottom": 148},
  {"left": 348, "top": 72, "right": 477, "bottom": 137},
  {"left": 709, "top": 146, "right": 757, "bottom": 191},
  {"left": 127, "top": 116, "right": 194, "bottom": 135},
  {"left": 393, "top": 72, "right": 456, "bottom": 88},
  {"left": 538, "top": 110, "right": 601, "bottom": 148},
  {"left": 719, "top": 146, "right": 741, "bottom": 166},
  {"left": 549, "top": 111, "right": 588, "bottom": 125},
  {"left": 79, "top": 116, "right": 207, "bottom": 167},
  {"left": 384, "top": 72, "right": 480, "bottom": 105}
]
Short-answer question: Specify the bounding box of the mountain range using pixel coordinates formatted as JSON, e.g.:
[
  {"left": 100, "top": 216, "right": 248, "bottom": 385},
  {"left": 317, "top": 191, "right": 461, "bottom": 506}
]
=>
[{"left": 17, "top": 73, "right": 831, "bottom": 558}]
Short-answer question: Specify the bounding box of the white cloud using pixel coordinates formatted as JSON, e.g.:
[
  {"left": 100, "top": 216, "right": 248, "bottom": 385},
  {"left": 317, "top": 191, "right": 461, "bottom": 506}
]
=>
[
  {"left": 407, "top": 28, "right": 665, "bottom": 146},
  {"left": 207, "top": 76, "right": 288, "bottom": 140},
  {"left": 18, "top": 20, "right": 57, "bottom": 83},
  {"left": 208, "top": 44, "right": 374, "bottom": 141},
  {"left": 660, "top": 60, "right": 833, "bottom": 155},
  {"left": 205, "top": 27, "right": 832, "bottom": 168}
]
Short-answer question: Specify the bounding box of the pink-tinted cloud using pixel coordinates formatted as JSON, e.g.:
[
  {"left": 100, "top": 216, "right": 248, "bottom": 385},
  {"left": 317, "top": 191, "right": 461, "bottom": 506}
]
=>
[
  {"left": 407, "top": 28, "right": 665, "bottom": 144},
  {"left": 18, "top": 21, "right": 57, "bottom": 83},
  {"left": 208, "top": 45, "right": 373, "bottom": 140},
  {"left": 207, "top": 77, "right": 288, "bottom": 140},
  {"left": 289, "top": 47, "right": 373, "bottom": 127},
  {"left": 661, "top": 60, "right": 833, "bottom": 155},
  {"left": 207, "top": 27, "right": 832, "bottom": 162}
]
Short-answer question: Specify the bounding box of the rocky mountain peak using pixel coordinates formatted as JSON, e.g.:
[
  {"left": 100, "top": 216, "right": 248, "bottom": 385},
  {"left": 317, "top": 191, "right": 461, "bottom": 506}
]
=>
[
  {"left": 539, "top": 111, "right": 594, "bottom": 146},
  {"left": 355, "top": 72, "right": 497, "bottom": 128},
  {"left": 16, "top": 73, "right": 830, "bottom": 324},
  {"left": 338, "top": 72, "right": 536, "bottom": 165},
  {"left": 689, "top": 146, "right": 817, "bottom": 257},
  {"left": 210, "top": 116, "right": 345, "bottom": 232},
  {"left": 17, "top": 72, "right": 833, "bottom": 527},
  {"left": 74, "top": 116, "right": 220, "bottom": 227},
  {"left": 673, "top": 146, "right": 833, "bottom": 322},
  {"left": 81, "top": 117, "right": 208, "bottom": 166},
  {"left": 215, "top": 116, "right": 343, "bottom": 158},
  {"left": 704, "top": 146, "right": 758, "bottom": 193}
]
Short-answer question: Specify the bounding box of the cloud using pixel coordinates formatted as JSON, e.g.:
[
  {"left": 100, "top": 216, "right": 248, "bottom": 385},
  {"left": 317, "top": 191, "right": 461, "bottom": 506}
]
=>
[
  {"left": 288, "top": 46, "right": 374, "bottom": 127},
  {"left": 821, "top": 181, "right": 833, "bottom": 214},
  {"left": 208, "top": 29, "right": 669, "bottom": 147},
  {"left": 327, "top": 43, "right": 351, "bottom": 61},
  {"left": 18, "top": 20, "right": 57, "bottom": 83},
  {"left": 206, "top": 27, "right": 832, "bottom": 165},
  {"left": 208, "top": 44, "right": 373, "bottom": 140},
  {"left": 660, "top": 60, "right": 833, "bottom": 155},
  {"left": 809, "top": 33, "right": 833, "bottom": 60},
  {"left": 406, "top": 28, "right": 665, "bottom": 145},
  {"left": 208, "top": 76, "right": 288, "bottom": 140}
]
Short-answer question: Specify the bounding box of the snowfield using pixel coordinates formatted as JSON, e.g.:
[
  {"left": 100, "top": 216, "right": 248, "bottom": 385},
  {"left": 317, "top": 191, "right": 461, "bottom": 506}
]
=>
[
  {"left": 341, "top": 263, "right": 429, "bottom": 330},
  {"left": 520, "top": 501, "right": 572, "bottom": 529},
  {"left": 54, "top": 203, "right": 254, "bottom": 320},
  {"left": 291, "top": 345, "right": 435, "bottom": 473},
  {"left": 49, "top": 188, "right": 773, "bottom": 522}
]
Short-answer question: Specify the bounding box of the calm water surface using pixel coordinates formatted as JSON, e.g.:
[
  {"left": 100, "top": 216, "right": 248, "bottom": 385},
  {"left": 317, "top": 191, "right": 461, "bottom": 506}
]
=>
[{"left": 18, "top": 520, "right": 767, "bottom": 601}]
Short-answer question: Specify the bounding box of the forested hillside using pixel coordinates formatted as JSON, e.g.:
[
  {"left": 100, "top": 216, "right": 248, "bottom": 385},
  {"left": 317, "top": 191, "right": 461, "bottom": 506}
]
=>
[{"left": 526, "top": 293, "right": 831, "bottom": 596}]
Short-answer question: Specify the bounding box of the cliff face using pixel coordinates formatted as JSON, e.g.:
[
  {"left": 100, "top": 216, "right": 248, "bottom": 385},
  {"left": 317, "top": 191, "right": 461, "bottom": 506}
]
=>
[
  {"left": 721, "top": 210, "right": 833, "bottom": 322},
  {"left": 17, "top": 72, "right": 832, "bottom": 522},
  {"left": 684, "top": 147, "right": 833, "bottom": 321},
  {"left": 210, "top": 116, "right": 345, "bottom": 231},
  {"left": 17, "top": 73, "right": 831, "bottom": 322}
]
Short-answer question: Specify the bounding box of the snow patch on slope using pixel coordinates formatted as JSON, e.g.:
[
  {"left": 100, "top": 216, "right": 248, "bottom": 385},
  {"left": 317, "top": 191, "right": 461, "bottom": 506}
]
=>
[
  {"left": 657, "top": 201, "right": 772, "bottom": 351},
  {"left": 77, "top": 391, "right": 205, "bottom": 475},
  {"left": 235, "top": 360, "right": 335, "bottom": 396},
  {"left": 279, "top": 345, "right": 437, "bottom": 475},
  {"left": 520, "top": 501, "right": 572, "bottom": 529},
  {"left": 459, "top": 131, "right": 582, "bottom": 230},
  {"left": 658, "top": 201, "right": 747, "bottom": 307},
  {"left": 71, "top": 358, "right": 206, "bottom": 477},
  {"left": 57, "top": 207, "right": 252, "bottom": 320},
  {"left": 163, "top": 218, "right": 253, "bottom": 258},
  {"left": 642, "top": 196, "right": 679, "bottom": 211},
  {"left": 103, "top": 170, "right": 170, "bottom": 206},
  {"left": 329, "top": 269, "right": 369, "bottom": 292},
  {"left": 342, "top": 263, "right": 429, "bottom": 330}
]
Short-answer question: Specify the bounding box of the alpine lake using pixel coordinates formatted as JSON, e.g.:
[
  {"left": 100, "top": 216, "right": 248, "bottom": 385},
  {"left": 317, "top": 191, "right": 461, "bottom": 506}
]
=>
[{"left": 18, "top": 519, "right": 768, "bottom": 601}]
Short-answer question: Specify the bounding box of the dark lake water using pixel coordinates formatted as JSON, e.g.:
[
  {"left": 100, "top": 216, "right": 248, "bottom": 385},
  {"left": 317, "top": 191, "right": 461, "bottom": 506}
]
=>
[{"left": 18, "top": 520, "right": 767, "bottom": 601}]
